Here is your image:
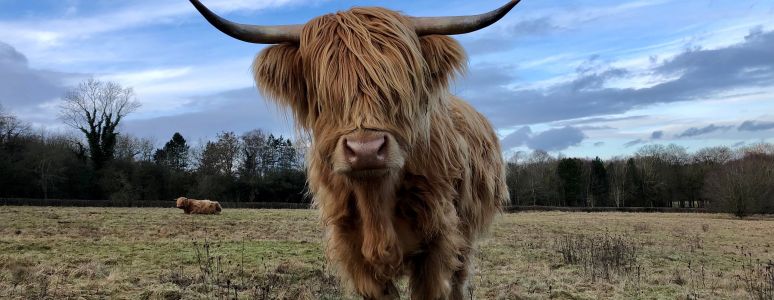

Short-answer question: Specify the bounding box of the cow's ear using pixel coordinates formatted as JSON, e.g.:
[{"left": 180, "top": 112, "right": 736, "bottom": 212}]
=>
[
  {"left": 253, "top": 44, "right": 309, "bottom": 127},
  {"left": 419, "top": 35, "right": 466, "bottom": 91}
]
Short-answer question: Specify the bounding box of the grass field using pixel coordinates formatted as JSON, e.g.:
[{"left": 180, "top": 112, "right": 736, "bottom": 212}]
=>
[{"left": 1, "top": 207, "right": 773, "bottom": 299}]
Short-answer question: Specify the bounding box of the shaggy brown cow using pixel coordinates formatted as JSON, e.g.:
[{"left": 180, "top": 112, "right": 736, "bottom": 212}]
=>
[
  {"left": 175, "top": 197, "right": 222, "bottom": 215},
  {"left": 191, "top": 1, "right": 519, "bottom": 299}
]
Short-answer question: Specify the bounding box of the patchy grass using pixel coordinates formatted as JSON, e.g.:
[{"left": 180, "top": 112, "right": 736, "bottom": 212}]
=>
[{"left": 0, "top": 207, "right": 772, "bottom": 299}]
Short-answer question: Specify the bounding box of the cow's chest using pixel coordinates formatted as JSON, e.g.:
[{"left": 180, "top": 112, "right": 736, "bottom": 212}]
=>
[
  {"left": 393, "top": 212, "right": 422, "bottom": 256},
  {"left": 392, "top": 189, "right": 426, "bottom": 257}
]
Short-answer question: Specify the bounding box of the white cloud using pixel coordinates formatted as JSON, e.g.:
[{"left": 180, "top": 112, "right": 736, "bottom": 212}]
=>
[
  {"left": 100, "top": 67, "right": 193, "bottom": 88},
  {"left": 103, "top": 58, "right": 257, "bottom": 115},
  {"left": 0, "top": 0, "right": 314, "bottom": 63}
]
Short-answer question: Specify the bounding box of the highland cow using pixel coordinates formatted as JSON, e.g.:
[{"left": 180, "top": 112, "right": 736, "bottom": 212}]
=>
[
  {"left": 175, "top": 197, "right": 222, "bottom": 215},
  {"left": 191, "top": 1, "right": 518, "bottom": 299}
]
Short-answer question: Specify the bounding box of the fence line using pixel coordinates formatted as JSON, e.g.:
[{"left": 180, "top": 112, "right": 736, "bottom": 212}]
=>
[
  {"left": 1, "top": 198, "right": 712, "bottom": 213},
  {"left": 0, "top": 198, "right": 310, "bottom": 209},
  {"left": 504, "top": 205, "right": 710, "bottom": 213}
]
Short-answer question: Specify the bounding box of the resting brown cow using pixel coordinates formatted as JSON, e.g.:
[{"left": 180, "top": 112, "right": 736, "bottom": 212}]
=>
[
  {"left": 175, "top": 197, "right": 222, "bottom": 215},
  {"left": 191, "top": 1, "right": 519, "bottom": 299}
]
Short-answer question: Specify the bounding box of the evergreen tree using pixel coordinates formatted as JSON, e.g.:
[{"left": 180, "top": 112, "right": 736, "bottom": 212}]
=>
[
  {"left": 154, "top": 133, "right": 189, "bottom": 171},
  {"left": 557, "top": 158, "right": 584, "bottom": 206},
  {"left": 625, "top": 158, "right": 645, "bottom": 207},
  {"left": 277, "top": 138, "right": 298, "bottom": 171},
  {"left": 590, "top": 157, "right": 610, "bottom": 206}
]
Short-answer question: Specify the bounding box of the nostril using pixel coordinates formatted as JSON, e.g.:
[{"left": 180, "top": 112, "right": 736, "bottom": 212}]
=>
[
  {"left": 376, "top": 136, "right": 387, "bottom": 157},
  {"left": 343, "top": 138, "right": 356, "bottom": 160}
]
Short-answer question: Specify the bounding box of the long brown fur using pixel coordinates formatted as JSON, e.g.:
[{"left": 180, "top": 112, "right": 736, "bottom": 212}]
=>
[
  {"left": 252, "top": 7, "right": 507, "bottom": 300},
  {"left": 176, "top": 197, "right": 223, "bottom": 215}
]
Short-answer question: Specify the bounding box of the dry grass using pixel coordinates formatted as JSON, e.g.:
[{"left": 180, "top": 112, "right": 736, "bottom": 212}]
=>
[{"left": 0, "top": 207, "right": 773, "bottom": 299}]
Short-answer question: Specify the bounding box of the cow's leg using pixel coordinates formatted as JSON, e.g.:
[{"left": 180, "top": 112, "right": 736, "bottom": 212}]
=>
[
  {"left": 408, "top": 234, "right": 463, "bottom": 300},
  {"left": 408, "top": 252, "right": 454, "bottom": 300},
  {"left": 329, "top": 224, "right": 400, "bottom": 300},
  {"left": 399, "top": 177, "right": 466, "bottom": 300}
]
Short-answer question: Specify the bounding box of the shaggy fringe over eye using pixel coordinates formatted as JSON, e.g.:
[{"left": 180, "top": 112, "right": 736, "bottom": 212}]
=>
[
  {"left": 301, "top": 7, "right": 430, "bottom": 145},
  {"left": 419, "top": 35, "right": 467, "bottom": 92},
  {"left": 252, "top": 44, "right": 309, "bottom": 129}
]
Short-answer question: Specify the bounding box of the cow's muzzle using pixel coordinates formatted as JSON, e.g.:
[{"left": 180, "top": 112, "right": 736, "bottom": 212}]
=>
[{"left": 333, "top": 130, "right": 403, "bottom": 178}]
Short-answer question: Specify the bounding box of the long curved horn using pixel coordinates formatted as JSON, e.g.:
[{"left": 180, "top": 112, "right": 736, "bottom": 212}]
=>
[
  {"left": 190, "top": 0, "right": 301, "bottom": 44},
  {"left": 413, "top": 0, "right": 522, "bottom": 36}
]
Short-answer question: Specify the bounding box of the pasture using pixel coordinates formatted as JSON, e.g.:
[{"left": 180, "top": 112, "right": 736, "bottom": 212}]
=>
[{"left": 1, "top": 207, "right": 772, "bottom": 299}]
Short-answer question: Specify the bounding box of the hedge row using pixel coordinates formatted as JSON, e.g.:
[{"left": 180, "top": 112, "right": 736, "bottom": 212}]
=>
[
  {"left": 3, "top": 198, "right": 717, "bottom": 213},
  {"left": 504, "top": 205, "right": 709, "bottom": 213},
  {"left": 0, "top": 198, "right": 310, "bottom": 209}
]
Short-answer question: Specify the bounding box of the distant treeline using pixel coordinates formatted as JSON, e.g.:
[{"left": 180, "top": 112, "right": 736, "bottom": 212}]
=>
[
  {"left": 2, "top": 102, "right": 773, "bottom": 217},
  {"left": 0, "top": 198, "right": 309, "bottom": 209},
  {"left": 506, "top": 144, "right": 774, "bottom": 217},
  {"left": 1, "top": 108, "right": 309, "bottom": 204},
  {"left": 503, "top": 205, "right": 709, "bottom": 213},
  {"left": 1, "top": 79, "right": 310, "bottom": 206},
  {"left": 0, "top": 198, "right": 707, "bottom": 213}
]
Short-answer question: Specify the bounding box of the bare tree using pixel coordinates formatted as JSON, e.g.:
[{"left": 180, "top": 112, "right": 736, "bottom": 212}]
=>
[
  {"left": 137, "top": 138, "right": 156, "bottom": 162},
  {"left": 115, "top": 134, "right": 155, "bottom": 162},
  {"left": 693, "top": 146, "right": 733, "bottom": 165},
  {"left": 198, "top": 132, "right": 240, "bottom": 177},
  {"left": 31, "top": 135, "right": 71, "bottom": 199},
  {"left": 505, "top": 151, "right": 526, "bottom": 205},
  {"left": 240, "top": 130, "right": 268, "bottom": 177},
  {"left": 607, "top": 157, "right": 628, "bottom": 207},
  {"left": 741, "top": 142, "right": 774, "bottom": 157},
  {"left": 524, "top": 150, "right": 559, "bottom": 206},
  {"left": 292, "top": 135, "right": 310, "bottom": 168},
  {"left": 704, "top": 153, "right": 774, "bottom": 217},
  {"left": 59, "top": 78, "right": 140, "bottom": 169},
  {"left": 0, "top": 104, "right": 30, "bottom": 144}
]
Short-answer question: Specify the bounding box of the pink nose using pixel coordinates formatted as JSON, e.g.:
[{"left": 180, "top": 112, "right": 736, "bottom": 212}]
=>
[{"left": 343, "top": 134, "right": 387, "bottom": 171}]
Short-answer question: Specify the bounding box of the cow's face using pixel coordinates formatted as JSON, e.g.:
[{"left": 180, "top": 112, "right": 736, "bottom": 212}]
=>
[
  {"left": 253, "top": 8, "right": 465, "bottom": 180},
  {"left": 175, "top": 197, "right": 187, "bottom": 208}
]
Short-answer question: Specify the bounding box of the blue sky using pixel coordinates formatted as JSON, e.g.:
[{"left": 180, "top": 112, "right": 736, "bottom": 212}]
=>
[{"left": 1, "top": 0, "right": 773, "bottom": 158}]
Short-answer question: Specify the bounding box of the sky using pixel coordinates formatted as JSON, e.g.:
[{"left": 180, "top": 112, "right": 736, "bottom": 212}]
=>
[{"left": 1, "top": 0, "right": 773, "bottom": 158}]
